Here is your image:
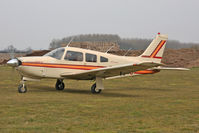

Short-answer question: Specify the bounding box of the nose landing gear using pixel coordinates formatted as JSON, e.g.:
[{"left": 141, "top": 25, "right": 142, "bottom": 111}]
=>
[{"left": 18, "top": 80, "right": 27, "bottom": 93}]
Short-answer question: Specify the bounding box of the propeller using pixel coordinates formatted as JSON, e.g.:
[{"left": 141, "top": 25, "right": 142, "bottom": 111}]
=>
[
  {"left": 6, "top": 47, "right": 22, "bottom": 87},
  {"left": 6, "top": 47, "right": 22, "bottom": 69},
  {"left": 7, "top": 58, "right": 21, "bottom": 67},
  {"left": 9, "top": 48, "right": 15, "bottom": 59}
]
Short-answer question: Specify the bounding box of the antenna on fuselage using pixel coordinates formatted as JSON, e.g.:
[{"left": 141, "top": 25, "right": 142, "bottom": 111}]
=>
[
  {"left": 123, "top": 48, "right": 132, "bottom": 56},
  {"left": 66, "top": 37, "right": 74, "bottom": 47},
  {"left": 105, "top": 45, "right": 114, "bottom": 53}
]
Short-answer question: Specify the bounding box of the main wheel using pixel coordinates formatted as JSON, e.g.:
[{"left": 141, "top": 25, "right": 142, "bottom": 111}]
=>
[
  {"left": 18, "top": 84, "right": 27, "bottom": 93},
  {"left": 55, "top": 80, "right": 65, "bottom": 90},
  {"left": 91, "top": 83, "right": 101, "bottom": 94}
]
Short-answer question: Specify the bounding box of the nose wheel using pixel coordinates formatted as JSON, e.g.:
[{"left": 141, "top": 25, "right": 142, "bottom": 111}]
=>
[
  {"left": 18, "top": 83, "right": 27, "bottom": 93},
  {"left": 55, "top": 79, "right": 65, "bottom": 90}
]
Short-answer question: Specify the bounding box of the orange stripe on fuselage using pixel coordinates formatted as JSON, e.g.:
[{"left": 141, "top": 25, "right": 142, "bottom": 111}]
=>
[{"left": 22, "top": 62, "right": 104, "bottom": 70}]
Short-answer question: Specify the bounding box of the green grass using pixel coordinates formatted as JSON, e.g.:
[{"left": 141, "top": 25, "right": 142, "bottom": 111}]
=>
[{"left": 0, "top": 66, "right": 199, "bottom": 133}]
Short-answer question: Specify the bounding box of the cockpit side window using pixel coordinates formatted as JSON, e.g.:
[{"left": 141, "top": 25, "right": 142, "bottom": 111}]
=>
[
  {"left": 44, "top": 47, "right": 65, "bottom": 60},
  {"left": 86, "top": 53, "right": 97, "bottom": 62},
  {"left": 64, "top": 51, "right": 83, "bottom": 61},
  {"left": 100, "top": 56, "right": 108, "bottom": 62}
]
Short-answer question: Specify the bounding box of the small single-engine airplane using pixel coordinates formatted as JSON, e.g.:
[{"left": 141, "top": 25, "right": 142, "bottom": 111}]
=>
[{"left": 7, "top": 33, "right": 188, "bottom": 94}]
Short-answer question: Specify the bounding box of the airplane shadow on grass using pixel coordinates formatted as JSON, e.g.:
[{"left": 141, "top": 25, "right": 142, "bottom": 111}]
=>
[
  {"left": 29, "top": 84, "right": 174, "bottom": 98},
  {"left": 65, "top": 88, "right": 140, "bottom": 98},
  {"left": 29, "top": 84, "right": 143, "bottom": 98}
]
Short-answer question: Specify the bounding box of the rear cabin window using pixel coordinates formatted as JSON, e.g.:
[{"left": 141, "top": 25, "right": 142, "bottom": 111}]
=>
[
  {"left": 64, "top": 51, "right": 83, "bottom": 61},
  {"left": 86, "top": 53, "right": 97, "bottom": 62},
  {"left": 100, "top": 56, "right": 108, "bottom": 62}
]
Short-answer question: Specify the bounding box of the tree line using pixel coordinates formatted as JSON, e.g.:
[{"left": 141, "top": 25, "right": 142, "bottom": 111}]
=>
[
  {"left": 0, "top": 45, "right": 32, "bottom": 53},
  {"left": 49, "top": 34, "right": 199, "bottom": 50}
]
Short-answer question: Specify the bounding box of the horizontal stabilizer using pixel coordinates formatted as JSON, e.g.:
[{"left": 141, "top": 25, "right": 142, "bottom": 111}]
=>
[{"left": 153, "top": 66, "right": 189, "bottom": 71}]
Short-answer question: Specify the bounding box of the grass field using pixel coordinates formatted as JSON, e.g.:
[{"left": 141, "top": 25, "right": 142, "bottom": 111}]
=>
[{"left": 0, "top": 66, "right": 199, "bottom": 133}]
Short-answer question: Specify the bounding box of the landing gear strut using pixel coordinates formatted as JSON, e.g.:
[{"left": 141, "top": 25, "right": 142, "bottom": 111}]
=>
[
  {"left": 91, "top": 77, "right": 104, "bottom": 94},
  {"left": 18, "top": 80, "right": 27, "bottom": 93},
  {"left": 55, "top": 79, "right": 65, "bottom": 90}
]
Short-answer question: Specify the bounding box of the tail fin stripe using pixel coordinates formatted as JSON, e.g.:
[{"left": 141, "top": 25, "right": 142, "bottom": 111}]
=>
[
  {"left": 151, "top": 40, "right": 166, "bottom": 58},
  {"left": 141, "top": 40, "right": 166, "bottom": 58}
]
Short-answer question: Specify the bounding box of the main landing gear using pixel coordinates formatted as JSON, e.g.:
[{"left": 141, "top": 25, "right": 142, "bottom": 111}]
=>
[
  {"left": 55, "top": 79, "right": 65, "bottom": 90},
  {"left": 91, "top": 83, "right": 101, "bottom": 94},
  {"left": 91, "top": 77, "right": 104, "bottom": 94}
]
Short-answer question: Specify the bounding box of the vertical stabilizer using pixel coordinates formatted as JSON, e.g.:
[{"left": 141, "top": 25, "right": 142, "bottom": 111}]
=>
[{"left": 140, "top": 33, "right": 168, "bottom": 63}]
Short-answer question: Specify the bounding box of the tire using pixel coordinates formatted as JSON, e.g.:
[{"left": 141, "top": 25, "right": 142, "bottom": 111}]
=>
[
  {"left": 18, "top": 84, "right": 27, "bottom": 93},
  {"left": 91, "top": 83, "right": 101, "bottom": 94},
  {"left": 55, "top": 80, "right": 65, "bottom": 90}
]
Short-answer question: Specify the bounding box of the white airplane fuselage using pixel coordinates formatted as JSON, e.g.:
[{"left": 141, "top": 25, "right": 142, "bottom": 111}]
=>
[{"left": 17, "top": 47, "right": 141, "bottom": 80}]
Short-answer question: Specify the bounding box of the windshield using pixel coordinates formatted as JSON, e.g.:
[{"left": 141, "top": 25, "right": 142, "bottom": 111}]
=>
[{"left": 44, "top": 47, "right": 65, "bottom": 60}]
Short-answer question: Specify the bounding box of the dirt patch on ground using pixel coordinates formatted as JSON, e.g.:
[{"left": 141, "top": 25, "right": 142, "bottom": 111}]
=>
[
  {"left": 186, "top": 59, "right": 199, "bottom": 68},
  {"left": 162, "top": 49, "right": 199, "bottom": 67},
  {"left": 26, "top": 50, "right": 50, "bottom": 56}
]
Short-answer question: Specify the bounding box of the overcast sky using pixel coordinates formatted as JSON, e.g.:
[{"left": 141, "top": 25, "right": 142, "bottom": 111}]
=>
[{"left": 0, "top": 0, "right": 199, "bottom": 50}]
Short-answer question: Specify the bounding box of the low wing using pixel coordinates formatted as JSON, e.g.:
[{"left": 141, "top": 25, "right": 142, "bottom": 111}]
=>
[{"left": 61, "top": 62, "right": 162, "bottom": 80}]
